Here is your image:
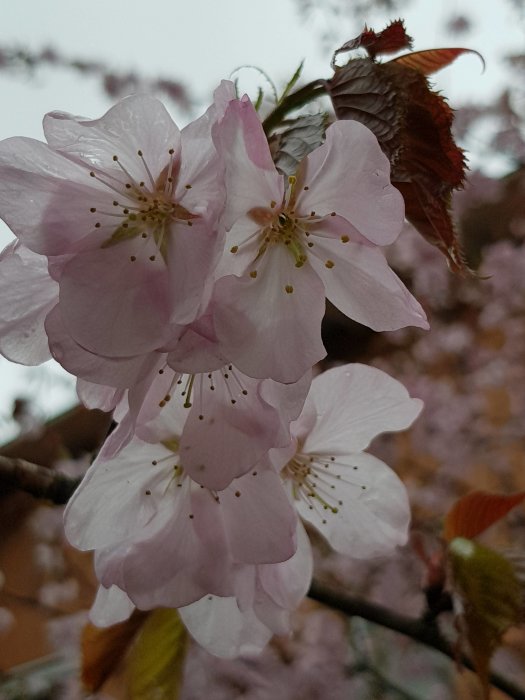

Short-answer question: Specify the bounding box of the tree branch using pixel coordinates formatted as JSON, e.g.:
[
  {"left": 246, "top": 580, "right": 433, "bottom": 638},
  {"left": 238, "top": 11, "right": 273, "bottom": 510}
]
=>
[
  {"left": 0, "top": 455, "right": 79, "bottom": 505},
  {"left": 309, "top": 579, "right": 525, "bottom": 700}
]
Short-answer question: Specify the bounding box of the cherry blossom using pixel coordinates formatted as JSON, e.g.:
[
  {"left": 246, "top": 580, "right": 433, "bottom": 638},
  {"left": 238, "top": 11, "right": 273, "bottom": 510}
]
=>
[
  {"left": 89, "top": 521, "right": 313, "bottom": 659},
  {"left": 211, "top": 97, "right": 429, "bottom": 382},
  {"left": 0, "top": 89, "right": 230, "bottom": 360},
  {"left": 178, "top": 520, "right": 313, "bottom": 658},
  {"left": 64, "top": 401, "right": 299, "bottom": 610},
  {"left": 268, "top": 363, "right": 423, "bottom": 558}
]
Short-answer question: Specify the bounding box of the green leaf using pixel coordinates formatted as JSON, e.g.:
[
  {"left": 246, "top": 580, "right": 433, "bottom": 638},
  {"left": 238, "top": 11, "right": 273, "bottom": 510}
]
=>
[
  {"left": 254, "top": 87, "right": 264, "bottom": 112},
  {"left": 448, "top": 537, "right": 522, "bottom": 697},
  {"left": 278, "top": 60, "right": 304, "bottom": 103},
  {"left": 127, "top": 609, "right": 188, "bottom": 700}
]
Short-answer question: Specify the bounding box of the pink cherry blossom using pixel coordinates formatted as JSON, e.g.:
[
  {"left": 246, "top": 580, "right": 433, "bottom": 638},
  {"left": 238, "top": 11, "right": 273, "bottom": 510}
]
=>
[
  {"left": 0, "top": 90, "right": 230, "bottom": 360},
  {"left": 64, "top": 403, "right": 298, "bottom": 610},
  {"left": 88, "top": 521, "right": 313, "bottom": 659},
  {"left": 268, "top": 363, "right": 423, "bottom": 558},
  {"left": 59, "top": 310, "right": 311, "bottom": 489},
  {"left": 178, "top": 521, "right": 313, "bottom": 657},
  {"left": 211, "top": 97, "right": 429, "bottom": 382}
]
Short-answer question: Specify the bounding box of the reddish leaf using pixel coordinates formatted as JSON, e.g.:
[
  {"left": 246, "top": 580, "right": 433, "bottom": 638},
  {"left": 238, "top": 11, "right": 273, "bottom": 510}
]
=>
[
  {"left": 326, "top": 23, "right": 470, "bottom": 273},
  {"left": 444, "top": 490, "right": 525, "bottom": 542},
  {"left": 81, "top": 611, "right": 148, "bottom": 692},
  {"left": 392, "top": 48, "right": 485, "bottom": 76},
  {"left": 332, "top": 20, "right": 413, "bottom": 67}
]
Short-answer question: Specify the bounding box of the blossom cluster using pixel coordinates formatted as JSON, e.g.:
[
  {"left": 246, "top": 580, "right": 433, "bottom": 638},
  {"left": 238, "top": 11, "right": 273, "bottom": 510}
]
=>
[{"left": 0, "top": 81, "right": 426, "bottom": 656}]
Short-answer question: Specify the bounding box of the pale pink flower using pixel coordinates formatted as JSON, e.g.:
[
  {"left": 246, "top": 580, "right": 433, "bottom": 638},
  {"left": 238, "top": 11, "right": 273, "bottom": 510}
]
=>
[
  {"left": 211, "top": 98, "right": 429, "bottom": 382},
  {"left": 64, "top": 406, "right": 298, "bottom": 610},
  {"left": 0, "top": 90, "right": 230, "bottom": 360},
  {"left": 63, "top": 312, "right": 311, "bottom": 489},
  {"left": 268, "top": 363, "right": 423, "bottom": 558},
  {"left": 178, "top": 521, "right": 313, "bottom": 657},
  {"left": 89, "top": 522, "right": 313, "bottom": 659}
]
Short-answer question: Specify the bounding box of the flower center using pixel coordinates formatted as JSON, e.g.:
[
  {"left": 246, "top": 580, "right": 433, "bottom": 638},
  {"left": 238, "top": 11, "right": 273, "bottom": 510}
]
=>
[
  {"left": 88, "top": 148, "right": 197, "bottom": 263},
  {"left": 282, "top": 451, "right": 367, "bottom": 525},
  {"left": 155, "top": 364, "right": 250, "bottom": 417}
]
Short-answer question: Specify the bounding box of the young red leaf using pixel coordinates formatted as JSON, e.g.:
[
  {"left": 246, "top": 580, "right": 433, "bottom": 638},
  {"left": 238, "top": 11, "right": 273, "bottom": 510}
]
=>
[
  {"left": 81, "top": 610, "right": 149, "bottom": 692},
  {"left": 444, "top": 490, "right": 525, "bottom": 542},
  {"left": 326, "top": 22, "right": 469, "bottom": 273},
  {"left": 331, "top": 19, "right": 413, "bottom": 67},
  {"left": 448, "top": 537, "right": 522, "bottom": 697},
  {"left": 392, "top": 48, "right": 484, "bottom": 76}
]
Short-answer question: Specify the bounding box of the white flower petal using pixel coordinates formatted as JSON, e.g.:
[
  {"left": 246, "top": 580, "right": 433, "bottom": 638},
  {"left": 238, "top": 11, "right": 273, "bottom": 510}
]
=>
[
  {"left": 299, "top": 120, "right": 404, "bottom": 245},
  {"left": 302, "top": 363, "right": 423, "bottom": 455},
  {"left": 90, "top": 585, "right": 135, "bottom": 627},
  {"left": 296, "top": 451, "right": 410, "bottom": 558},
  {"left": 180, "top": 595, "right": 272, "bottom": 658}
]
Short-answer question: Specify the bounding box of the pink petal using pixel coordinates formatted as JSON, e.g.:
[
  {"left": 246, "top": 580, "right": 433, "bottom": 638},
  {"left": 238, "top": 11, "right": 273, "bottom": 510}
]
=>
[
  {"left": 212, "top": 249, "right": 326, "bottom": 383},
  {"left": 64, "top": 440, "right": 172, "bottom": 550},
  {"left": 76, "top": 379, "right": 123, "bottom": 412},
  {"left": 301, "top": 363, "right": 423, "bottom": 455},
  {"left": 179, "top": 595, "right": 272, "bottom": 658},
  {"left": 259, "top": 371, "right": 312, "bottom": 445},
  {"left": 218, "top": 468, "right": 297, "bottom": 564},
  {"left": 0, "top": 243, "right": 57, "bottom": 364},
  {"left": 213, "top": 97, "right": 283, "bottom": 231},
  {"left": 299, "top": 120, "right": 404, "bottom": 245},
  {"left": 309, "top": 237, "right": 429, "bottom": 330},
  {"left": 179, "top": 371, "right": 286, "bottom": 490},
  {"left": 58, "top": 241, "right": 172, "bottom": 357},
  {"left": 0, "top": 137, "right": 110, "bottom": 255},
  {"left": 99, "top": 486, "right": 231, "bottom": 609},
  {"left": 296, "top": 452, "right": 410, "bottom": 558},
  {"left": 165, "top": 311, "right": 226, "bottom": 374},
  {"left": 90, "top": 585, "right": 135, "bottom": 627},
  {"left": 45, "top": 304, "right": 154, "bottom": 389},
  {"left": 165, "top": 219, "right": 221, "bottom": 327},
  {"left": 43, "top": 95, "right": 181, "bottom": 185},
  {"left": 257, "top": 520, "right": 313, "bottom": 609}
]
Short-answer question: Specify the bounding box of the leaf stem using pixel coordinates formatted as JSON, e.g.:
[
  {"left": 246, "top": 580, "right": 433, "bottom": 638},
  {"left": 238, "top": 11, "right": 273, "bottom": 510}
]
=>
[{"left": 262, "top": 79, "right": 328, "bottom": 134}]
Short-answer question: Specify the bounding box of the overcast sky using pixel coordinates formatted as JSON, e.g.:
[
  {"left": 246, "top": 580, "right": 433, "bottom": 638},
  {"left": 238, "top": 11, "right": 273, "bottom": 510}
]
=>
[{"left": 0, "top": 0, "right": 523, "bottom": 441}]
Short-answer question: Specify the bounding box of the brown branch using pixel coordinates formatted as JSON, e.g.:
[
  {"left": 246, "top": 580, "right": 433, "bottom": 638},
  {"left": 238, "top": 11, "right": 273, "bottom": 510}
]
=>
[
  {"left": 309, "top": 579, "right": 525, "bottom": 700},
  {"left": 0, "top": 455, "right": 80, "bottom": 505}
]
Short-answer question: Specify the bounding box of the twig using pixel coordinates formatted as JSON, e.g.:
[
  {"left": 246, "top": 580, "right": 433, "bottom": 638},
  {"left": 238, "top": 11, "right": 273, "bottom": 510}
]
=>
[
  {"left": 0, "top": 455, "right": 79, "bottom": 505},
  {"left": 309, "top": 579, "right": 525, "bottom": 700}
]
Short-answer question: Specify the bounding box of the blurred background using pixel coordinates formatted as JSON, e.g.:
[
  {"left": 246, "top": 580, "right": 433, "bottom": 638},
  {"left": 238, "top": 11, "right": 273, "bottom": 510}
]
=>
[{"left": 1, "top": 1, "right": 525, "bottom": 698}]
